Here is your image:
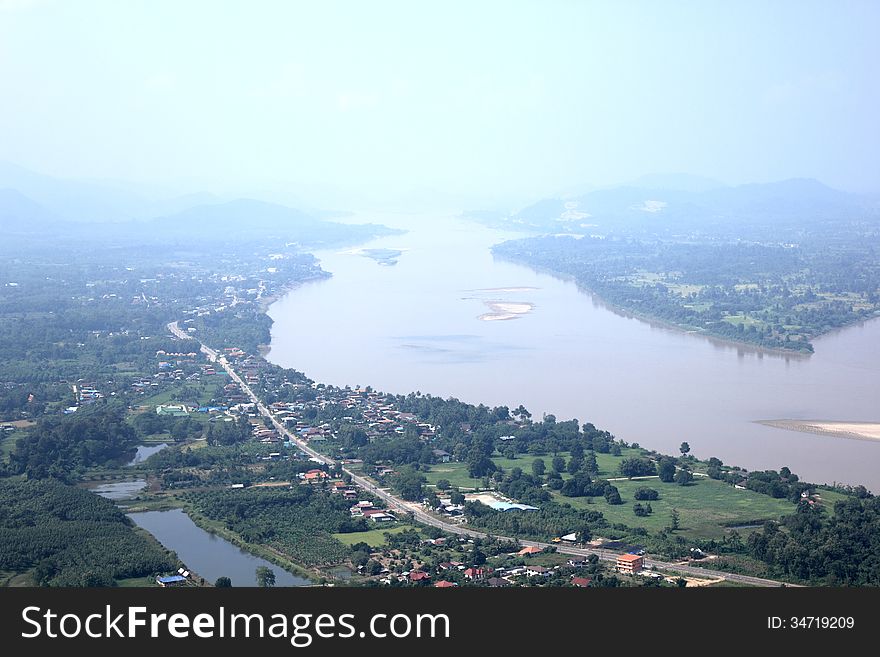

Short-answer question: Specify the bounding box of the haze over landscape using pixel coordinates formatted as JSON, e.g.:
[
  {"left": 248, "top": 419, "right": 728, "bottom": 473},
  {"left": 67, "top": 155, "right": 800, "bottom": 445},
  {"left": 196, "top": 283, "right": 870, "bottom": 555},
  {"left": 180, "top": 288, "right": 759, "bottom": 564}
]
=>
[
  {"left": 2, "top": 0, "right": 879, "bottom": 207},
  {"left": 1, "top": 1, "right": 879, "bottom": 594}
]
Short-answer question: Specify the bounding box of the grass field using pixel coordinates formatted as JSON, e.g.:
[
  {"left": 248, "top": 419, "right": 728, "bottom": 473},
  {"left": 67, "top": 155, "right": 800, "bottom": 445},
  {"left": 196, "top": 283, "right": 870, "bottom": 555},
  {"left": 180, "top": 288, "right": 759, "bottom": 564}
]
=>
[
  {"left": 115, "top": 576, "right": 157, "bottom": 587},
  {"left": 555, "top": 476, "right": 795, "bottom": 539},
  {"left": 424, "top": 448, "right": 644, "bottom": 489},
  {"left": 132, "top": 378, "right": 226, "bottom": 410},
  {"left": 332, "top": 525, "right": 413, "bottom": 548},
  {"left": 0, "top": 430, "right": 24, "bottom": 461}
]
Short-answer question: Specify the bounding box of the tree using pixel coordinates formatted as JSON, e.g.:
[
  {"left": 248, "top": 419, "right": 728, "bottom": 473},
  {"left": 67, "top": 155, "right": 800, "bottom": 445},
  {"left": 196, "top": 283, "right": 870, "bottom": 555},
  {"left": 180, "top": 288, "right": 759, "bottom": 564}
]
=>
[
  {"left": 634, "top": 487, "right": 659, "bottom": 501},
  {"left": 532, "top": 458, "right": 546, "bottom": 478},
  {"left": 583, "top": 451, "right": 598, "bottom": 474},
  {"left": 551, "top": 456, "right": 566, "bottom": 473},
  {"left": 670, "top": 508, "right": 681, "bottom": 531},
  {"left": 450, "top": 491, "right": 465, "bottom": 505},
  {"left": 604, "top": 485, "right": 622, "bottom": 505},
  {"left": 679, "top": 442, "right": 691, "bottom": 457},
  {"left": 394, "top": 468, "right": 427, "bottom": 501},
  {"left": 674, "top": 469, "right": 694, "bottom": 486},
  {"left": 467, "top": 448, "right": 496, "bottom": 478},
  {"left": 514, "top": 405, "right": 531, "bottom": 421},
  {"left": 658, "top": 457, "right": 677, "bottom": 483},
  {"left": 214, "top": 576, "right": 232, "bottom": 587},
  {"left": 436, "top": 479, "right": 451, "bottom": 490},
  {"left": 567, "top": 456, "right": 584, "bottom": 475},
  {"left": 618, "top": 457, "right": 657, "bottom": 478},
  {"left": 255, "top": 566, "right": 276, "bottom": 587}
]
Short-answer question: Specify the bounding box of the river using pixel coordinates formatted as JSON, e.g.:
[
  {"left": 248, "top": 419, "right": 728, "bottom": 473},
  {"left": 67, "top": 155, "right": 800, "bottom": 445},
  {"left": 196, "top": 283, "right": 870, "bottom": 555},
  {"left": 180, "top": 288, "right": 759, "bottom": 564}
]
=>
[
  {"left": 128, "top": 509, "right": 311, "bottom": 587},
  {"left": 266, "top": 213, "right": 880, "bottom": 491}
]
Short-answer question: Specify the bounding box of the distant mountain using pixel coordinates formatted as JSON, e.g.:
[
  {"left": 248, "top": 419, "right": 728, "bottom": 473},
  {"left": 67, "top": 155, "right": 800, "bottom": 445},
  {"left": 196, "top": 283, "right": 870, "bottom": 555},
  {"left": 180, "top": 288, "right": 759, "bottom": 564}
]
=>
[
  {"left": 511, "top": 177, "right": 874, "bottom": 236},
  {"left": 0, "top": 162, "right": 222, "bottom": 223},
  {"left": 118, "top": 197, "right": 400, "bottom": 246},
  {"left": 0, "top": 188, "right": 58, "bottom": 232}
]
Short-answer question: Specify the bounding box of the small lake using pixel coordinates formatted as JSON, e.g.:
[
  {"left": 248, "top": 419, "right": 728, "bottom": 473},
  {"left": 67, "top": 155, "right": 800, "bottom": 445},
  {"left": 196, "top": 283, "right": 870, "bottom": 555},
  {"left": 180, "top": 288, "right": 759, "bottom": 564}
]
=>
[
  {"left": 92, "top": 479, "right": 147, "bottom": 500},
  {"left": 127, "top": 443, "right": 169, "bottom": 466},
  {"left": 128, "top": 508, "right": 311, "bottom": 587}
]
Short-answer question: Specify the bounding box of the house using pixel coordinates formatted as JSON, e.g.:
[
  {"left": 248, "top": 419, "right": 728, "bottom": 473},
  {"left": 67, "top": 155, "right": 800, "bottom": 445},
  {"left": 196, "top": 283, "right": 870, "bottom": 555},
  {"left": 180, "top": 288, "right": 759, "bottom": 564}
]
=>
[
  {"left": 302, "top": 469, "right": 329, "bottom": 482},
  {"left": 433, "top": 580, "right": 458, "bottom": 588},
  {"left": 487, "top": 577, "right": 510, "bottom": 587},
  {"left": 409, "top": 571, "right": 430, "bottom": 583},
  {"left": 571, "top": 576, "right": 592, "bottom": 588},
  {"left": 432, "top": 449, "right": 451, "bottom": 463},
  {"left": 517, "top": 546, "right": 543, "bottom": 557},
  {"left": 156, "top": 575, "right": 187, "bottom": 587},
  {"left": 438, "top": 561, "right": 464, "bottom": 571},
  {"left": 463, "top": 567, "right": 491, "bottom": 580},
  {"left": 365, "top": 512, "right": 395, "bottom": 523},
  {"left": 616, "top": 553, "right": 644, "bottom": 574},
  {"left": 524, "top": 566, "right": 551, "bottom": 577}
]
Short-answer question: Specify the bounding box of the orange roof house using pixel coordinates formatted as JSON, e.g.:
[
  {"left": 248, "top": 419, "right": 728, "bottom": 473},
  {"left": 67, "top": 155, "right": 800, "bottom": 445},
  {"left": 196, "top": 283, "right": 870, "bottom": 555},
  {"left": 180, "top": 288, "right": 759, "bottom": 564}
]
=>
[
  {"left": 517, "top": 546, "right": 543, "bottom": 556},
  {"left": 615, "top": 553, "right": 644, "bottom": 574}
]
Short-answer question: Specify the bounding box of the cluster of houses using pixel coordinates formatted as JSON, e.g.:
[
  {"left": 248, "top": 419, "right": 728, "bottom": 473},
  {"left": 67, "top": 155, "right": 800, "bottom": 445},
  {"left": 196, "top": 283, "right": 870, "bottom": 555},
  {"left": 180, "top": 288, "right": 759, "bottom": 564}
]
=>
[
  {"left": 75, "top": 384, "right": 104, "bottom": 404},
  {"left": 384, "top": 546, "right": 601, "bottom": 587},
  {"left": 348, "top": 499, "right": 396, "bottom": 523}
]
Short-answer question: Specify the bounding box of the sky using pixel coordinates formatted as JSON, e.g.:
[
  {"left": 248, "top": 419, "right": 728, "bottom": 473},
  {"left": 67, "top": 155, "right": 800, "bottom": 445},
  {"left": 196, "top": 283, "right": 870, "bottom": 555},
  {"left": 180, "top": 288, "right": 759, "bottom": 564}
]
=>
[{"left": 1, "top": 0, "right": 878, "bottom": 206}]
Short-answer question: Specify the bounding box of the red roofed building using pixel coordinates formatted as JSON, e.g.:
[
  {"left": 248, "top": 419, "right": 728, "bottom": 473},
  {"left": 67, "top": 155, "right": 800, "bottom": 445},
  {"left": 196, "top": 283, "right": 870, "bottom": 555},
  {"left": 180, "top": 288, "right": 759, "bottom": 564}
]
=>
[
  {"left": 517, "top": 546, "right": 542, "bottom": 557},
  {"left": 463, "top": 567, "right": 491, "bottom": 580},
  {"left": 434, "top": 580, "right": 458, "bottom": 588},
  {"left": 409, "top": 571, "right": 430, "bottom": 583},
  {"left": 616, "top": 553, "right": 644, "bottom": 574},
  {"left": 571, "top": 576, "right": 592, "bottom": 588}
]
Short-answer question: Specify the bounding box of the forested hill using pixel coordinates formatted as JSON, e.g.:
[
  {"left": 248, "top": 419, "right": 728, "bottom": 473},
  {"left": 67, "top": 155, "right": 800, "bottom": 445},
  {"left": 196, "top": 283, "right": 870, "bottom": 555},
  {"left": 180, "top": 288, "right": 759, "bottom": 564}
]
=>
[{"left": 0, "top": 478, "right": 176, "bottom": 586}]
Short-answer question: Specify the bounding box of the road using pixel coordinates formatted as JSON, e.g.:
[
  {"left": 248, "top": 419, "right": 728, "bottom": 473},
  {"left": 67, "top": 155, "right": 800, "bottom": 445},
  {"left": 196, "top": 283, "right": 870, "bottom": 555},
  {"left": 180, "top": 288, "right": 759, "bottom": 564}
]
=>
[{"left": 168, "top": 321, "right": 796, "bottom": 587}]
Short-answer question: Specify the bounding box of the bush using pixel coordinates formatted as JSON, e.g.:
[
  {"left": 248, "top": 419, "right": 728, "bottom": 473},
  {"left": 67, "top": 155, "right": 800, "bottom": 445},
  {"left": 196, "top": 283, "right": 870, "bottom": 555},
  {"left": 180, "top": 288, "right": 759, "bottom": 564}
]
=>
[{"left": 634, "top": 487, "right": 659, "bottom": 501}]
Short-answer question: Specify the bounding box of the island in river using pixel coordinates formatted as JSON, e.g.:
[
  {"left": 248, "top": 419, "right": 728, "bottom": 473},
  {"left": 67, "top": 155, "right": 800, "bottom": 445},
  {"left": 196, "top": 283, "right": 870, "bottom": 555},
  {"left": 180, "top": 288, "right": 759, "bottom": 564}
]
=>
[{"left": 758, "top": 420, "right": 880, "bottom": 443}]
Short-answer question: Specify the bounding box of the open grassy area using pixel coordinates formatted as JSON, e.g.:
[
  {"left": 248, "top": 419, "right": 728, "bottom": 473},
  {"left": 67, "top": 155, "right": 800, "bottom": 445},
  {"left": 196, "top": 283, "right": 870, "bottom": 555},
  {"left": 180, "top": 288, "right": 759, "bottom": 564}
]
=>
[
  {"left": 132, "top": 378, "right": 226, "bottom": 410},
  {"left": 332, "top": 525, "right": 414, "bottom": 548},
  {"left": 424, "top": 448, "right": 645, "bottom": 489},
  {"left": 555, "top": 476, "right": 795, "bottom": 539},
  {"left": 115, "top": 576, "right": 157, "bottom": 587},
  {"left": 0, "top": 430, "right": 24, "bottom": 461}
]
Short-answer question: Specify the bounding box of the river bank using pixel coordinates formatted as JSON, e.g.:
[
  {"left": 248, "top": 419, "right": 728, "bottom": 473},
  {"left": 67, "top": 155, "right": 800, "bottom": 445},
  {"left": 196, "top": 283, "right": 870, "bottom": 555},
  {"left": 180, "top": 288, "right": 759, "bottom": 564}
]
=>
[{"left": 493, "top": 252, "right": 814, "bottom": 359}]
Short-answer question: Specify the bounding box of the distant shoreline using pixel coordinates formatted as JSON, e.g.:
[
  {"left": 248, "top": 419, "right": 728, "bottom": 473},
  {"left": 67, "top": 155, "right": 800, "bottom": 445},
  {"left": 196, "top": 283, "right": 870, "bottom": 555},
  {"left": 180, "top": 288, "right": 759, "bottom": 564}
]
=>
[
  {"left": 491, "top": 252, "right": 824, "bottom": 358},
  {"left": 757, "top": 420, "right": 880, "bottom": 443}
]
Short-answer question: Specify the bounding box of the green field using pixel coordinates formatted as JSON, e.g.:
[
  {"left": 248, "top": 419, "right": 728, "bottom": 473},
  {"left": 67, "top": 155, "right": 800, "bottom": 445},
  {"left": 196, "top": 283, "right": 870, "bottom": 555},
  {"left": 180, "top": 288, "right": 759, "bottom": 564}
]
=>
[
  {"left": 424, "top": 448, "right": 644, "bottom": 489},
  {"left": 115, "top": 576, "right": 158, "bottom": 587},
  {"left": 555, "top": 476, "right": 795, "bottom": 539},
  {"left": 332, "top": 525, "right": 413, "bottom": 547},
  {"left": 0, "top": 431, "right": 24, "bottom": 461},
  {"left": 133, "top": 378, "right": 226, "bottom": 410}
]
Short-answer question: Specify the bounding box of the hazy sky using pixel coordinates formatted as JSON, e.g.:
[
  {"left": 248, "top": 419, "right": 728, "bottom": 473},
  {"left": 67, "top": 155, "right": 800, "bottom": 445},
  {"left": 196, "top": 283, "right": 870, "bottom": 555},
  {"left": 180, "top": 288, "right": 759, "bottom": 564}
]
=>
[{"left": 1, "top": 0, "right": 878, "bottom": 204}]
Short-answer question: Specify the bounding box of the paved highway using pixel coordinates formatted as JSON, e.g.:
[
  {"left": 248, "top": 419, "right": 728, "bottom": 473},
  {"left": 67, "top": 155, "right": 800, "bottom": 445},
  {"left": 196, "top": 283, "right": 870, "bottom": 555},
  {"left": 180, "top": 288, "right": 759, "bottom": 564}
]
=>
[{"left": 168, "top": 321, "right": 796, "bottom": 587}]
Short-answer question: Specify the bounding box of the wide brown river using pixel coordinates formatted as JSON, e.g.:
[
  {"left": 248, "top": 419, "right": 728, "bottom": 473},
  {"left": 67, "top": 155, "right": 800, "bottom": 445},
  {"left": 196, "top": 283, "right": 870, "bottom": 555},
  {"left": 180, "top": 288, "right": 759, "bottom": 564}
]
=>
[{"left": 267, "top": 213, "right": 880, "bottom": 490}]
